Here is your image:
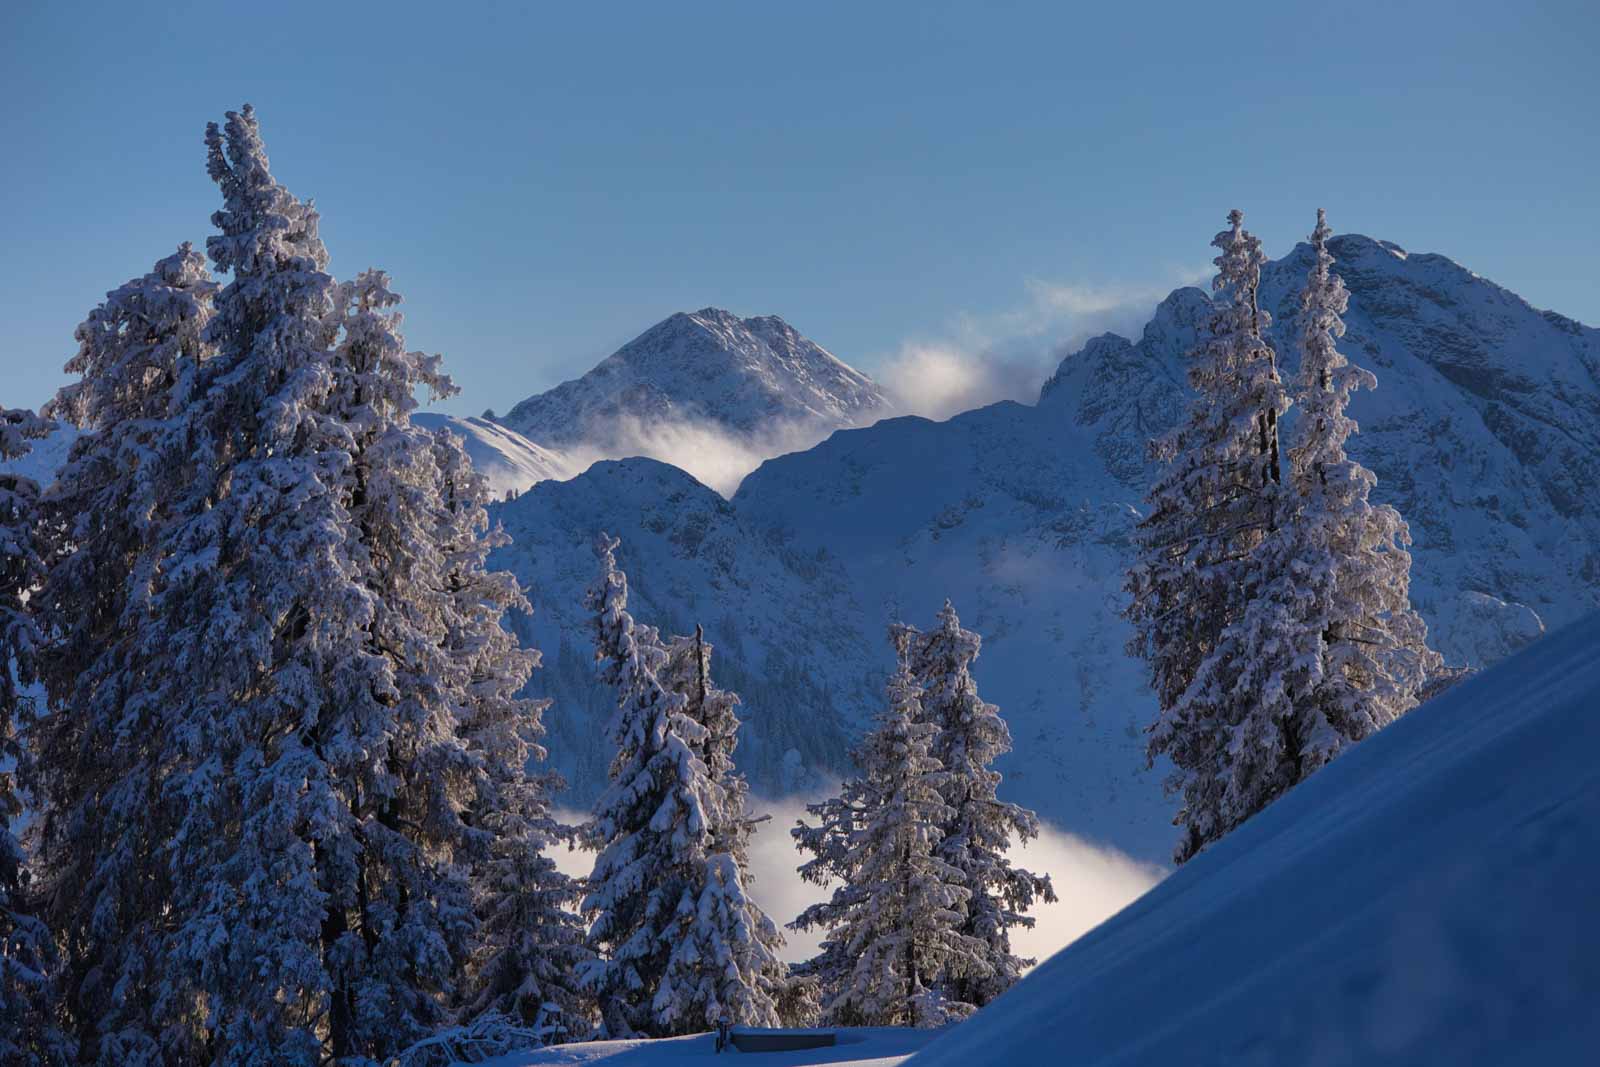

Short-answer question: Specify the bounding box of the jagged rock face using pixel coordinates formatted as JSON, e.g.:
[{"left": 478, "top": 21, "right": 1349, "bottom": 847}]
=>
[{"left": 495, "top": 308, "right": 889, "bottom": 448}]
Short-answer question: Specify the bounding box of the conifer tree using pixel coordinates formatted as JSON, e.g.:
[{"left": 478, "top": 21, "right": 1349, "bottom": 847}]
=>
[
  {"left": 1, "top": 404, "right": 68, "bottom": 1065},
  {"left": 658, "top": 626, "right": 787, "bottom": 1029},
  {"left": 29, "top": 245, "right": 216, "bottom": 1062},
  {"left": 1215, "top": 211, "right": 1442, "bottom": 827},
  {"left": 791, "top": 628, "right": 989, "bottom": 1027},
  {"left": 579, "top": 533, "right": 719, "bottom": 1037},
  {"left": 428, "top": 434, "right": 591, "bottom": 1043},
  {"left": 1126, "top": 209, "right": 1291, "bottom": 864},
  {"left": 904, "top": 602, "right": 1054, "bottom": 1008},
  {"left": 1286, "top": 210, "right": 1440, "bottom": 745}
]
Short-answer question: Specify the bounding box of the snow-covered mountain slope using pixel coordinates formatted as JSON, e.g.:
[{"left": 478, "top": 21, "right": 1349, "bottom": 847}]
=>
[
  {"left": 1041, "top": 233, "right": 1600, "bottom": 663},
  {"left": 492, "top": 459, "right": 872, "bottom": 802},
  {"left": 495, "top": 308, "right": 889, "bottom": 449},
  {"left": 412, "top": 412, "right": 570, "bottom": 499},
  {"left": 488, "top": 235, "right": 1600, "bottom": 866},
  {"left": 909, "top": 616, "right": 1600, "bottom": 1067}
]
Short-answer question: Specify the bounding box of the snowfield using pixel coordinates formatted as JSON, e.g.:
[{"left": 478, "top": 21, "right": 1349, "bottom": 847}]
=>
[
  {"left": 909, "top": 614, "right": 1600, "bottom": 1066},
  {"left": 482, "top": 1027, "right": 939, "bottom": 1067}
]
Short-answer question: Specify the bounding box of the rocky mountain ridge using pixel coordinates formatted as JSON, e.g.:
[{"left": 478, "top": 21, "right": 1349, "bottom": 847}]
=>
[{"left": 484, "top": 233, "right": 1599, "bottom": 863}]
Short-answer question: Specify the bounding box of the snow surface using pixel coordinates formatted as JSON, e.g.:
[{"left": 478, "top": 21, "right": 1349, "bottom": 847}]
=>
[
  {"left": 908, "top": 614, "right": 1600, "bottom": 1067},
  {"left": 479, "top": 1027, "right": 939, "bottom": 1067}
]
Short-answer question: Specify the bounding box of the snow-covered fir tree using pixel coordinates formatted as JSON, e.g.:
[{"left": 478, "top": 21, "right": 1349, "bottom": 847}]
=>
[
  {"left": 120, "top": 106, "right": 412, "bottom": 1065},
  {"left": 1285, "top": 210, "right": 1440, "bottom": 742},
  {"left": 307, "top": 264, "right": 559, "bottom": 1059},
  {"left": 580, "top": 533, "right": 720, "bottom": 1037},
  {"left": 29, "top": 105, "right": 576, "bottom": 1064},
  {"left": 1125, "top": 209, "right": 1293, "bottom": 865},
  {"left": 903, "top": 602, "right": 1054, "bottom": 1008},
  {"left": 426, "top": 433, "right": 592, "bottom": 1043},
  {"left": 658, "top": 625, "right": 788, "bottom": 1029},
  {"left": 0, "top": 404, "right": 68, "bottom": 1065},
  {"left": 1214, "top": 210, "right": 1441, "bottom": 825},
  {"left": 28, "top": 244, "right": 216, "bottom": 1062},
  {"left": 791, "top": 627, "right": 989, "bottom": 1028}
]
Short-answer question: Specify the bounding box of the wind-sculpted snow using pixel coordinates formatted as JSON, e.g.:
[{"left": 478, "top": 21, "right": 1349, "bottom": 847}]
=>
[
  {"left": 908, "top": 615, "right": 1600, "bottom": 1067},
  {"left": 486, "top": 234, "right": 1600, "bottom": 865}
]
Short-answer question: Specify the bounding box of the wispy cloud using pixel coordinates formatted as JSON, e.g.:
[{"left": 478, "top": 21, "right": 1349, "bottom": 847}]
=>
[
  {"left": 880, "top": 267, "right": 1211, "bottom": 421},
  {"left": 557, "top": 413, "right": 845, "bottom": 498}
]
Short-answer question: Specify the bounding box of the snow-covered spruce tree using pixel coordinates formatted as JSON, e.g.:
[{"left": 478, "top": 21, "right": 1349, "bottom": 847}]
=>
[
  {"left": 791, "top": 628, "right": 988, "bottom": 1028},
  {"left": 28, "top": 245, "right": 216, "bottom": 1062},
  {"left": 307, "top": 265, "right": 559, "bottom": 1058},
  {"left": 1125, "top": 209, "right": 1292, "bottom": 865},
  {"left": 105, "top": 104, "right": 395, "bottom": 1065},
  {"left": 658, "top": 625, "right": 787, "bottom": 1029},
  {"left": 904, "top": 602, "right": 1054, "bottom": 1008},
  {"left": 1217, "top": 211, "right": 1442, "bottom": 814},
  {"left": 1198, "top": 211, "right": 1446, "bottom": 846},
  {"left": 1286, "top": 210, "right": 1440, "bottom": 739},
  {"left": 425, "top": 432, "right": 593, "bottom": 1043},
  {"left": 0, "top": 405, "right": 69, "bottom": 1065},
  {"left": 580, "top": 533, "right": 721, "bottom": 1038}
]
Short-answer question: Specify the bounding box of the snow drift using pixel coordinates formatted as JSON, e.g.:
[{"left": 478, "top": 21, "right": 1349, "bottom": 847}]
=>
[{"left": 907, "top": 615, "right": 1600, "bottom": 1067}]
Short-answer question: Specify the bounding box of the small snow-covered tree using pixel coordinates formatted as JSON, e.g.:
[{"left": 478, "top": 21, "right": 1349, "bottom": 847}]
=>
[
  {"left": 1, "top": 404, "right": 68, "bottom": 1065},
  {"left": 791, "top": 628, "right": 989, "bottom": 1028},
  {"left": 1126, "top": 209, "right": 1292, "bottom": 864},
  {"left": 579, "top": 533, "right": 720, "bottom": 1037},
  {"left": 905, "top": 602, "right": 1054, "bottom": 1008},
  {"left": 658, "top": 625, "right": 787, "bottom": 1029},
  {"left": 28, "top": 244, "right": 216, "bottom": 1062}
]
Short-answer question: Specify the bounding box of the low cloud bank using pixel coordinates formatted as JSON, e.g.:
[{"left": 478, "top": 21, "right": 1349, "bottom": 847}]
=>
[
  {"left": 558, "top": 413, "right": 843, "bottom": 498},
  {"left": 552, "top": 795, "right": 1164, "bottom": 970}
]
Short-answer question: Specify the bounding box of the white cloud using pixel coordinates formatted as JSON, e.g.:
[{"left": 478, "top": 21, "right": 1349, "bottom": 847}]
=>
[
  {"left": 880, "top": 266, "right": 1211, "bottom": 422},
  {"left": 557, "top": 413, "right": 842, "bottom": 498},
  {"left": 554, "top": 795, "right": 1165, "bottom": 970}
]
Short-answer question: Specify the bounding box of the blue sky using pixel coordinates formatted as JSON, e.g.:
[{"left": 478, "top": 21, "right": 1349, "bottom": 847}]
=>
[{"left": 4, "top": 0, "right": 1595, "bottom": 416}]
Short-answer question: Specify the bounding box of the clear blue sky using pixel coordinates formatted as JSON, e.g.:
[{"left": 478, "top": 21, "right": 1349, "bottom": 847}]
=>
[{"left": 4, "top": 0, "right": 1596, "bottom": 416}]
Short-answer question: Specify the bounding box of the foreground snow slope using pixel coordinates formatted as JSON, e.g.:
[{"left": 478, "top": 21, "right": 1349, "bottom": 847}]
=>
[
  {"left": 484, "top": 1027, "right": 939, "bottom": 1067},
  {"left": 909, "top": 615, "right": 1600, "bottom": 1067}
]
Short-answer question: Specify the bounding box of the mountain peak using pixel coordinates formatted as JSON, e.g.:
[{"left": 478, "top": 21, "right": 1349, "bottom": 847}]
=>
[{"left": 496, "top": 308, "right": 889, "bottom": 449}]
